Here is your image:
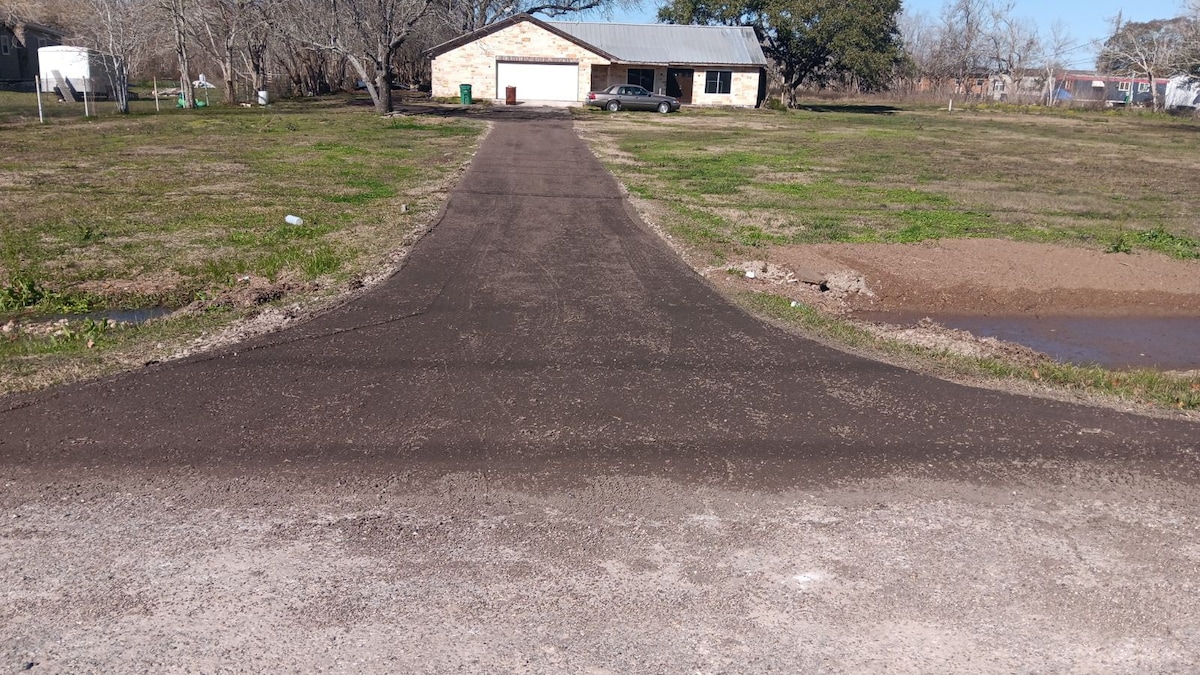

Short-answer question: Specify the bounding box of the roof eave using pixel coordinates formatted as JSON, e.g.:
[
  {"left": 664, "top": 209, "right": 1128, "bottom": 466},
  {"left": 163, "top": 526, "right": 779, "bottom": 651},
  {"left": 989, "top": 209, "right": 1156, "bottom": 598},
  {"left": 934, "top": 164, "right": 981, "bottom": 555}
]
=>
[
  {"left": 609, "top": 60, "right": 765, "bottom": 68},
  {"left": 424, "top": 13, "right": 617, "bottom": 61}
]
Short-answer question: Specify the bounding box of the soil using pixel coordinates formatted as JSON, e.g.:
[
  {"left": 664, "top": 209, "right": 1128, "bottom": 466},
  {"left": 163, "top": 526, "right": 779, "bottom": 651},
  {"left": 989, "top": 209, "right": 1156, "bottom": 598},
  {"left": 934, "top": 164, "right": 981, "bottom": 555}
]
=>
[
  {"left": 771, "top": 239, "right": 1200, "bottom": 318},
  {"left": 699, "top": 240, "right": 1200, "bottom": 369}
]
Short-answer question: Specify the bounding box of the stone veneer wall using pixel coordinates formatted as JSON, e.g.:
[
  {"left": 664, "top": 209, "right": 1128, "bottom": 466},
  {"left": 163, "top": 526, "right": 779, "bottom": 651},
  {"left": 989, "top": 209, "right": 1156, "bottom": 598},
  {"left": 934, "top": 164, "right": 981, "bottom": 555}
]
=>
[
  {"left": 690, "top": 68, "right": 760, "bottom": 107},
  {"left": 431, "top": 21, "right": 610, "bottom": 101}
]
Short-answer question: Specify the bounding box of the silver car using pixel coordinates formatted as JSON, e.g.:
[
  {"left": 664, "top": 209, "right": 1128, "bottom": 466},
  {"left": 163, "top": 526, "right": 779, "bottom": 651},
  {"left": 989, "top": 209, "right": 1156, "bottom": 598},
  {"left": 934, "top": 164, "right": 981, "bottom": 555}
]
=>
[{"left": 586, "top": 85, "right": 681, "bottom": 113}]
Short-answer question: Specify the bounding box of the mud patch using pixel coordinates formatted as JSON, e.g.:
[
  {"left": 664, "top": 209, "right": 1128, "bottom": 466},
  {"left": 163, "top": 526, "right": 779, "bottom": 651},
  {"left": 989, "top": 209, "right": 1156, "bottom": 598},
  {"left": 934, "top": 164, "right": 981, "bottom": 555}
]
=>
[
  {"left": 774, "top": 239, "right": 1200, "bottom": 317},
  {"left": 860, "top": 317, "right": 1050, "bottom": 365}
]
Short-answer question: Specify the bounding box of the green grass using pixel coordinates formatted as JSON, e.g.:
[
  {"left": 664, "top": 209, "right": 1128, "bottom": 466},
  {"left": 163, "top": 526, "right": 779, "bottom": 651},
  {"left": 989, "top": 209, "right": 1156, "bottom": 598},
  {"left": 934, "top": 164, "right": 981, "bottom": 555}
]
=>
[
  {"left": 585, "top": 104, "right": 1200, "bottom": 262},
  {"left": 0, "top": 92, "right": 485, "bottom": 393},
  {"left": 579, "top": 103, "right": 1200, "bottom": 410}
]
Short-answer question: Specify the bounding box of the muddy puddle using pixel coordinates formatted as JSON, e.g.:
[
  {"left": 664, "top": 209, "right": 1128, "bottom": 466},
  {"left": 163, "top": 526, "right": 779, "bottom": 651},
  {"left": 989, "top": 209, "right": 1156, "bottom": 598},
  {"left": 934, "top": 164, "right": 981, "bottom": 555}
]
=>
[
  {"left": 860, "top": 313, "right": 1200, "bottom": 370},
  {"left": 55, "top": 307, "right": 174, "bottom": 324}
]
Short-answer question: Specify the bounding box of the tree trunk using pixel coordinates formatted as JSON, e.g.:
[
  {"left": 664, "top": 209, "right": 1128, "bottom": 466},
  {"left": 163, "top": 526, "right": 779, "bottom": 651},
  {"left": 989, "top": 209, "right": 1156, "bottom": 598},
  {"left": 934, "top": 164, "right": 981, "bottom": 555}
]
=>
[
  {"left": 221, "top": 39, "right": 236, "bottom": 103},
  {"left": 342, "top": 52, "right": 383, "bottom": 110},
  {"left": 375, "top": 70, "right": 392, "bottom": 114},
  {"left": 178, "top": 41, "right": 195, "bottom": 107},
  {"left": 166, "top": 0, "right": 195, "bottom": 107},
  {"left": 114, "top": 63, "right": 130, "bottom": 114}
]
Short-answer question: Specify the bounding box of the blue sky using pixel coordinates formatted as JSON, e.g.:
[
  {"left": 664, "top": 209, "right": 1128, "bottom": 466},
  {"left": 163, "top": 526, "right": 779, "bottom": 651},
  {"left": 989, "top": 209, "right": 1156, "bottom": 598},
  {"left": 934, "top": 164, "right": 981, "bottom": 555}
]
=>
[{"left": 604, "top": 0, "right": 1193, "bottom": 69}]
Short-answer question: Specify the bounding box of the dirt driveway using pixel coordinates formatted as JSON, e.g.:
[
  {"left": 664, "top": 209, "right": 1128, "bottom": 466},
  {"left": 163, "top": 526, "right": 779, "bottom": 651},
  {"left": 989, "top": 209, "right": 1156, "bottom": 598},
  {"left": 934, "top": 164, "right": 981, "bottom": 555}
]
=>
[{"left": 2, "top": 116, "right": 1199, "bottom": 672}]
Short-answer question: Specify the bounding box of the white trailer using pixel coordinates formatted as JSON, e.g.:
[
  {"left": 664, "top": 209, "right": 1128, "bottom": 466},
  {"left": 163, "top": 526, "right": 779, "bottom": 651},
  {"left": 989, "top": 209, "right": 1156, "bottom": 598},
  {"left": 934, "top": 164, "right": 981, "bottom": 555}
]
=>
[
  {"left": 1165, "top": 75, "right": 1200, "bottom": 110},
  {"left": 37, "top": 45, "right": 119, "bottom": 101}
]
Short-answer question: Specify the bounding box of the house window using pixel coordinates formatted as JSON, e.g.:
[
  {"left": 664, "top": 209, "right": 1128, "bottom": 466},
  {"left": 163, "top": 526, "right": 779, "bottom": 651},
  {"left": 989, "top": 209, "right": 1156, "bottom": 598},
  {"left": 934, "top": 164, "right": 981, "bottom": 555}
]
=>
[
  {"left": 1137, "top": 82, "right": 1150, "bottom": 93},
  {"left": 626, "top": 68, "right": 654, "bottom": 91},
  {"left": 704, "top": 70, "right": 732, "bottom": 95},
  {"left": 993, "top": 80, "right": 1005, "bottom": 93},
  {"left": 1, "top": 36, "right": 10, "bottom": 56},
  {"left": 1117, "top": 81, "right": 1131, "bottom": 92}
]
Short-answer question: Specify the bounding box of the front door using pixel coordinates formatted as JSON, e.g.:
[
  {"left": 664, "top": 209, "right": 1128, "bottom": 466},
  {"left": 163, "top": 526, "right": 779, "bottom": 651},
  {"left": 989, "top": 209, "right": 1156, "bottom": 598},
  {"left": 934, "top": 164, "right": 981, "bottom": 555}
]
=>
[{"left": 666, "top": 68, "right": 694, "bottom": 104}]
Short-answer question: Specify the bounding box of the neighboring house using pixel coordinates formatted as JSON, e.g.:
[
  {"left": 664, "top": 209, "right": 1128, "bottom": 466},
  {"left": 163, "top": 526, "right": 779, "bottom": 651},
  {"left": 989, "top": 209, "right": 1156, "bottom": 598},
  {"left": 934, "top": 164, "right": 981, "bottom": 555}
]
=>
[
  {"left": 1055, "top": 72, "right": 1169, "bottom": 106},
  {"left": 987, "top": 72, "right": 1047, "bottom": 103},
  {"left": 0, "top": 20, "right": 64, "bottom": 88},
  {"left": 907, "top": 74, "right": 993, "bottom": 99},
  {"left": 427, "top": 14, "right": 767, "bottom": 107}
]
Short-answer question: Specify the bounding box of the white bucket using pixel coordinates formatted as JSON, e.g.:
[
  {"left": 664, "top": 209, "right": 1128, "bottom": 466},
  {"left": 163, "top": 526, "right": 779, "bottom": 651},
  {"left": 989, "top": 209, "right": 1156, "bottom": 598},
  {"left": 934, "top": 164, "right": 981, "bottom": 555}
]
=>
[{"left": 257, "top": 90, "right": 269, "bottom": 105}]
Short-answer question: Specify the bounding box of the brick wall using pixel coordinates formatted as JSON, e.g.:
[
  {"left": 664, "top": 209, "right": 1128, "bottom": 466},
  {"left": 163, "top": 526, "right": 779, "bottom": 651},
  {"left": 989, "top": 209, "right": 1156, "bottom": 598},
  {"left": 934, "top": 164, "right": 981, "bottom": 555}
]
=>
[{"left": 431, "top": 21, "right": 610, "bottom": 101}]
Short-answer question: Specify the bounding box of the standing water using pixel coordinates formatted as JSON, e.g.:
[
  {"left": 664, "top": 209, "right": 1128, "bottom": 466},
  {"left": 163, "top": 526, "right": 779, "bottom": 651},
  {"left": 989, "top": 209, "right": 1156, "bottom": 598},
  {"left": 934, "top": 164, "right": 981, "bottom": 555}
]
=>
[{"left": 862, "top": 313, "right": 1200, "bottom": 370}]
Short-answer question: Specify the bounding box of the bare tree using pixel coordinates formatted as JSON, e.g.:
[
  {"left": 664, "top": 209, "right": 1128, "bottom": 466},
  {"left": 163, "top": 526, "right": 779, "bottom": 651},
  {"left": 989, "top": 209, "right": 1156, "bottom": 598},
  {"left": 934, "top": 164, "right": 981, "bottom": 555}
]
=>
[
  {"left": 898, "top": 10, "right": 938, "bottom": 92},
  {"left": 440, "top": 0, "right": 636, "bottom": 33},
  {"left": 937, "top": 0, "right": 989, "bottom": 92},
  {"left": 985, "top": 2, "right": 1039, "bottom": 72},
  {"left": 1040, "top": 19, "right": 1071, "bottom": 105},
  {"left": 239, "top": 0, "right": 276, "bottom": 95},
  {"left": 158, "top": 0, "right": 196, "bottom": 107},
  {"left": 287, "top": 0, "right": 433, "bottom": 113},
  {"left": 72, "top": 0, "right": 153, "bottom": 113},
  {"left": 192, "top": 0, "right": 252, "bottom": 103},
  {"left": 1098, "top": 15, "right": 1196, "bottom": 110}
]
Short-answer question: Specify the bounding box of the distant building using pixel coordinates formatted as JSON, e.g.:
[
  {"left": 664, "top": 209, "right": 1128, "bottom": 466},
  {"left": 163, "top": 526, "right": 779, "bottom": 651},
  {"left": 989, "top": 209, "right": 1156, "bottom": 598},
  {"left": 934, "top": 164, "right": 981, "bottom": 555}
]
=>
[
  {"left": 1055, "top": 71, "right": 1169, "bottom": 107},
  {"left": 427, "top": 13, "right": 768, "bottom": 107},
  {"left": 0, "top": 19, "right": 65, "bottom": 89}
]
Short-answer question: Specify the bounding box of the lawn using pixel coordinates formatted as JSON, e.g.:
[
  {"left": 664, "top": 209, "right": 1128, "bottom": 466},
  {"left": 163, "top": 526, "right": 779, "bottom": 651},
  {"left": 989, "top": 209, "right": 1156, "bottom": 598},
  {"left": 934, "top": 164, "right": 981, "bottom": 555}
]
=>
[
  {"left": 576, "top": 102, "right": 1200, "bottom": 411},
  {"left": 0, "top": 92, "right": 484, "bottom": 392},
  {"left": 576, "top": 103, "right": 1200, "bottom": 265}
]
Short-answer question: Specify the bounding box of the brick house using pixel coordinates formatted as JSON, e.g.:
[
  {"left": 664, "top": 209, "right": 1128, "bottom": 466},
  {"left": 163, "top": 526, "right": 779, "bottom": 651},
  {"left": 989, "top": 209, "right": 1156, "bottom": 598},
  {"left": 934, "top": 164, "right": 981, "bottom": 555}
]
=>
[
  {"left": 427, "top": 14, "right": 767, "bottom": 107},
  {"left": 0, "top": 20, "right": 64, "bottom": 89}
]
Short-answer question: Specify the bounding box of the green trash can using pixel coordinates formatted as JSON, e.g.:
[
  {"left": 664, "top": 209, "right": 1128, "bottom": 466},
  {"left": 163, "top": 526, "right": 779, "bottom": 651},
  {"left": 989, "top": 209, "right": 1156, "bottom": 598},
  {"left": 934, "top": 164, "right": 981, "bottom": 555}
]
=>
[{"left": 459, "top": 83, "right": 472, "bottom": 105}]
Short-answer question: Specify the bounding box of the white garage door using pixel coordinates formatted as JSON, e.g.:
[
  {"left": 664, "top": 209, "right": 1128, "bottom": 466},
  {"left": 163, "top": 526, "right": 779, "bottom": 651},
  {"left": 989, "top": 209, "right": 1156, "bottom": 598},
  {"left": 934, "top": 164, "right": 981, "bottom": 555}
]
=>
[{"left": 496, "top": 62, "right": 579, "bottom": 102}]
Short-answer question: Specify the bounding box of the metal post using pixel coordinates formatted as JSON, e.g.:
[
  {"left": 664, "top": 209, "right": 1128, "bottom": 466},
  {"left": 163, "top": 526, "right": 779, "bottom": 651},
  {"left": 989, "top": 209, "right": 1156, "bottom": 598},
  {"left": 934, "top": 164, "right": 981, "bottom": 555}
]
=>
[
  {"left": 154, "top": 77, "right": 160, "bottom": 112},
  {"left": 83, "top": 78, "right": 91, "bottom": 117},
  {"left": 35, "top": 75, "right": 44, "bottom": 123}
]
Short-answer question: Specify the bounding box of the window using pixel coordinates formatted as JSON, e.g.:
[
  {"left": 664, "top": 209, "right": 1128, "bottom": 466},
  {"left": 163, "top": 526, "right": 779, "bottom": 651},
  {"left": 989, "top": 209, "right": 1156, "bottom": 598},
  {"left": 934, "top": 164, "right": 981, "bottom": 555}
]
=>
[
  {"left": 1, "top": 36, "right": 10, "bottom": 56},
  {"left": 975, "top": 78, "right": 985, "bottom": 86},
  {"left": 992, "top": 80, "right": 1005, "bottom": 93},
  {"left": 1117, "top": 81, "right": 1131, "bottom": 92},
  {"left": 1137, "top": 82, "right": 1150, "bottom": 93},
  {"left": 626, "top": 68, "right": 654, "bottom": 91},
  {"left": 704, "top": 70, "right": 732, "bottom": 95}
]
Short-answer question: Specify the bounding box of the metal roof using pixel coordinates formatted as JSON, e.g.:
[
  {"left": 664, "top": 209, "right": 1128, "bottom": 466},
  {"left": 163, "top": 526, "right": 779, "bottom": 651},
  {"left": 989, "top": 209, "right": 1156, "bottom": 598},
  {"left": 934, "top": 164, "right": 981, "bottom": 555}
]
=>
[{"left": 546, "top": 21, "right": 766, "bottom": 66}]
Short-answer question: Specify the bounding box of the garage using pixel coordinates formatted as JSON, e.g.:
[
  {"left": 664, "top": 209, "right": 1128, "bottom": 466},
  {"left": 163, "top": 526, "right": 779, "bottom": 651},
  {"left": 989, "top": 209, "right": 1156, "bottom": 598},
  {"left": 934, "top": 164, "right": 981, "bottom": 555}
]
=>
[{"left": 495, "top": 61, "right": 579, "bottom": 102}]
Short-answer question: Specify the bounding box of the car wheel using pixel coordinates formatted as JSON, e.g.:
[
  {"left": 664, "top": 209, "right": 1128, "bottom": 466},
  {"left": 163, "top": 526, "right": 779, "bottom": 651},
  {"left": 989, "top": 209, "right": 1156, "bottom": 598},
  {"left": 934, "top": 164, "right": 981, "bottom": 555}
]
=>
[
  {"left": 607, "top": 100, "right": 620, "bottom": 112},
  {"left": 657, "top": 102, "right": 671, "bottom": 114}
]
